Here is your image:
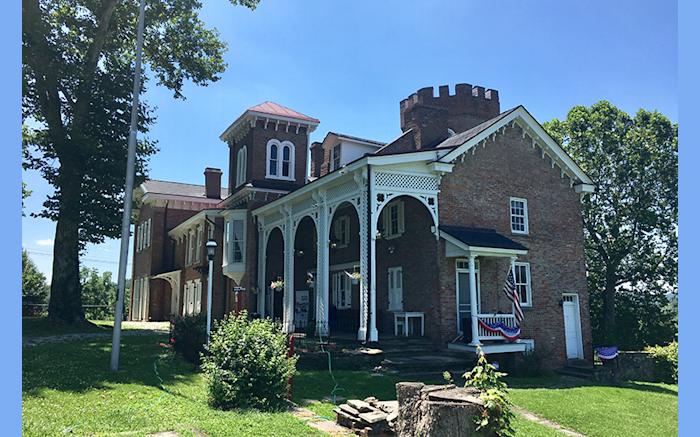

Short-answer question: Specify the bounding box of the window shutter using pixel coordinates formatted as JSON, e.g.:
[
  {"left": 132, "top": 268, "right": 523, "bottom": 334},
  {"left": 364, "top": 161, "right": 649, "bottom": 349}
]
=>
[{"left": 398, "top": 201, "right": 405, "bottom": 234}]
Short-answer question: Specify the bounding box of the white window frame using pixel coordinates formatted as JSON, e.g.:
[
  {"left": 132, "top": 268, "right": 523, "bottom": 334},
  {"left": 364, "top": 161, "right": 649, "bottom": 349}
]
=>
[
  {"left": 194, "top": 225, "right": 203, "bottom": 263},
  {"left": 332, "top": 215, "right": 350, "bottom": 248},
  {"left": 331, "top": 271, "right": 351, "bottom": 310},
  {"left": 510, "top": 197, "right": 529, "bottom": 235},
  {"left": 382, "top": 200, "right": 405, "bottom": 239},
  {"left": 136, "top": 223, "right": 142, "bottom": 252},
  {"left": 331, "top": 143, "right": 341, "bottom": 171},
  {"left": 223, "top": 211, "right": 247, "bottom": 267},
  {"left": 266, "top": 139, "right": 295, "bottom": 181},
  {"left": 146, "top": 218, "right": 151, "bottom": 248},
  {"left": 514, "top": 262, "right": 532, "bottom": 307},
  {"left": 186, "top": 229, "right": 196, "bottom": 265},
  {"left": 236, "top": 146, "right": 247, "bottom": 187}
]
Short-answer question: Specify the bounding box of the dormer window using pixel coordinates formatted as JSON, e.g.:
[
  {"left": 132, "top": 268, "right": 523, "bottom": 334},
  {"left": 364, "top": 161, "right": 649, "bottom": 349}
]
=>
[
  {"left": 266, "top": 139, "right": 295, "bottom": 181},
  {"left": 235, "top": 146, "right": 247, "bottom": 187}
]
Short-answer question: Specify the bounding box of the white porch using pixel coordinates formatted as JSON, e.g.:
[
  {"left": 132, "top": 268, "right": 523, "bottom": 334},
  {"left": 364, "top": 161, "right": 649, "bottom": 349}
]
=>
[{"left": 252, "top": 151, "right": 449, "bottom": 342}]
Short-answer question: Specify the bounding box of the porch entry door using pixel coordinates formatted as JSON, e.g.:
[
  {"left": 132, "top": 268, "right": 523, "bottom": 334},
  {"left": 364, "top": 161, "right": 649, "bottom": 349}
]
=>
[
  {"left": 563, "top": 293, "right": 584, "bottom": 359},
  {"left": 456, "top": 269, "right": 480, "bottom": 333},
  {"left": 387, "top": 267, "right": 403, "bottom": 311}
]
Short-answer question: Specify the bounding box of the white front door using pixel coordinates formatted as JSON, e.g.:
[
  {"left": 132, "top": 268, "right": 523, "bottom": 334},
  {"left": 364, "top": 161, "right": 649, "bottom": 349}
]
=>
[
  {"left": 563, "top": 294, "right": 584, "bottom": 359},
  {"left": 456, "top": 260, "right": 480, "bottom": 333},
  {"left": 388, "top": 267, "right": 403, "bottom": 311}
]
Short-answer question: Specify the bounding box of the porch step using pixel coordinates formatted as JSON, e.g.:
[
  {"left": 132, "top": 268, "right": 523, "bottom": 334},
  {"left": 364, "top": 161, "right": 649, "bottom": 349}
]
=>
[
  {"left": 557, "top": 360, "right": 595, "bottom": 380},
  {"left": 380, "top": 351, "right": 476, "bottom": 373}
]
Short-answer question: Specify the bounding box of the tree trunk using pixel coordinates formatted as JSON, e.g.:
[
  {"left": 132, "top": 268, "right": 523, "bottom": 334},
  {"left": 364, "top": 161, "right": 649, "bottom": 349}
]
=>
[
  {"left": 601, "top": 276, "right": 617, "bottom": 345},
  {"left": 47, "top": 165, "right": 84, "bottom": 323}
]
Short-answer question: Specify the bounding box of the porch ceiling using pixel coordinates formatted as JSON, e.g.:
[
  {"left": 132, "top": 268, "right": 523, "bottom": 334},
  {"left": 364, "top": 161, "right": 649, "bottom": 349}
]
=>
[{"left": 439, "top": 225, "right": 528, "bottom": 257}]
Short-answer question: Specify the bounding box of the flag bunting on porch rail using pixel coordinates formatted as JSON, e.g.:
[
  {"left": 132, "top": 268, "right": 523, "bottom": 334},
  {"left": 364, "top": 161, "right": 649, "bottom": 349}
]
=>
[
  {"left": 502, "top": 267, "right": 524, "bottom": 324},
  {"left": 595, "top": 346, "right": 619, "bottom": 361},
  {"left": 477, "top": 319, "right": 521, "bottom": 341}
]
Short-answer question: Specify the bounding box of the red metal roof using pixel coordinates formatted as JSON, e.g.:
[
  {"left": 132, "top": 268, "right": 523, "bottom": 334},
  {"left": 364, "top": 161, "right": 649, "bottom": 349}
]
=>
[{"left": 248, "top": 101, "right": 319, "bottom": 123}]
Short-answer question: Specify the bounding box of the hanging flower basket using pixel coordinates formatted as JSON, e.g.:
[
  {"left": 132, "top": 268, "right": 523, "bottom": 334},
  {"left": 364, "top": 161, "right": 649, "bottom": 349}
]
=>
[
  {"left": 345, "top": 271, "right": 361, "bottom": 285},
  {"left": 270, "top": 279, "right": 284, "bottom": 292}
]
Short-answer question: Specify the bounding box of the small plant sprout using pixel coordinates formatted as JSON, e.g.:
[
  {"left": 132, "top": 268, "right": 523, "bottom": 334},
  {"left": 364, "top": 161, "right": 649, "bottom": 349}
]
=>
[{"left": 463, "top": 346, "right": 515, "bottom": 436}]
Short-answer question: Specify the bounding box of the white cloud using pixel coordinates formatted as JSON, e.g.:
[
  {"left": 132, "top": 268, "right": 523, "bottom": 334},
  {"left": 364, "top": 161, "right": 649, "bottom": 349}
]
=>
[{"left": 36, "top": 239, "right": 54, "bottom": 246}]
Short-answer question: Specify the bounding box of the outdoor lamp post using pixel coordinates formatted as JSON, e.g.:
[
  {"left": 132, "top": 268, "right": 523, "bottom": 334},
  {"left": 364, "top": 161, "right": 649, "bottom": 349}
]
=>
[{"left": 206, "top": 239, "right": 217, "bottom": 343}]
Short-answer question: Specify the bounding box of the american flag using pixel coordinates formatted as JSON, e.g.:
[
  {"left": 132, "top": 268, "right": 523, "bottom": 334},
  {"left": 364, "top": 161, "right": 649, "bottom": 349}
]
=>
[{"left": 503, "top": 267, "right": 524, "bottom": 324}]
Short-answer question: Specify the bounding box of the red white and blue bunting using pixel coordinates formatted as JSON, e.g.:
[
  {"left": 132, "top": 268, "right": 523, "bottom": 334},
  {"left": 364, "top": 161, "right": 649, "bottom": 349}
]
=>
[
  {"left": 595, "top": 346, "right": 619, "bottom": 361},
  {"left": 478, "top": 319, "right": 521, "bottom": 342}
]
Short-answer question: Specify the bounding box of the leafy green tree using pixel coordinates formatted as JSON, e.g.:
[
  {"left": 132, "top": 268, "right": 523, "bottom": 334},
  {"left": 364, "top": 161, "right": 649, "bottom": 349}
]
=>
[
  {"left": 80, "top": 267, "right": 118, "bottom": 320},
  {"left": 22, "top": 0, "right": 259, "bottom": 323},
  {"left": 545, "top": 102, "right": 677, "bottom": 346},
  {"left": 22, "top": 250, "right": 49, "bottom": 305}
]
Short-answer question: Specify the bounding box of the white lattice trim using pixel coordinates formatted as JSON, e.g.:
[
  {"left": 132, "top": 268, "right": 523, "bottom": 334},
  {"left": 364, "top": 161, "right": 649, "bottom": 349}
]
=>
[{"left": 375, "top": 171, "right": 439, "bottom": 192}]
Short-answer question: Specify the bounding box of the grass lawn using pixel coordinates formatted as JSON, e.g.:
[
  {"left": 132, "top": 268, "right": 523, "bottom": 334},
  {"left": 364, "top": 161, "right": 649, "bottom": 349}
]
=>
[
  {"left": 23, "top": 334, "right": 322, "bottom": 437},
  {"left": 294, "top": 370, "right": 678, "bottom": 437},
  {"left": 293, "top": 370, "right": 565, "bottom": 436},
  {"left": 508, "top": 376, "right": 678, "bottom": 437}
]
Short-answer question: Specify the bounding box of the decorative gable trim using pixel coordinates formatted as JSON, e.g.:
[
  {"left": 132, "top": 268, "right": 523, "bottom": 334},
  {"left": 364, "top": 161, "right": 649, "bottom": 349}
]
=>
[{"left": 439, "top": 106, "right": 595, "bottom": 192}]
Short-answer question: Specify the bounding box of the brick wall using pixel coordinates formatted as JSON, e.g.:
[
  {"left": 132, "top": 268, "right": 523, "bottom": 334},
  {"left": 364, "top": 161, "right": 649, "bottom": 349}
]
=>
[
  {"left": 228, "top": 120, "right": 310, "bottom": 191},
  {"left": 437, "top": 123, "right": 592, "bottom": 366},
  {"left": 375, "top": 196, "right": 440, "bottom": 340}
]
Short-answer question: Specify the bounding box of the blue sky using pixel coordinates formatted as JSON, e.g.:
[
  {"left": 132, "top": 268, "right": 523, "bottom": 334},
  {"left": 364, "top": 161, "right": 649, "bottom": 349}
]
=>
[{"left": 21, "top": 0, "right": 677, "bottom": 279}]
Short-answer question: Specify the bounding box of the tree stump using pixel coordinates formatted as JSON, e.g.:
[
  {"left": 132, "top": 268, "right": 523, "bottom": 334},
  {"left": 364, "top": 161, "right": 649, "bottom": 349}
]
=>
[{"left": 395, "top": 382, "right": 493, "bottom": 437}]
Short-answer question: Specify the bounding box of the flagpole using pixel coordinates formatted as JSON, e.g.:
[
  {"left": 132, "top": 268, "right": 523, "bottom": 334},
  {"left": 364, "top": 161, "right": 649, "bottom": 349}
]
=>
[{"left": 110, "top": 0, "right": 146, "bottom": 372}]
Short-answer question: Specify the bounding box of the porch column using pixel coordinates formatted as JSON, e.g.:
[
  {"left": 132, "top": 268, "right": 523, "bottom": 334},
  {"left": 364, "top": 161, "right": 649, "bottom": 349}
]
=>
[
  {"left": 510, "top": 256, "right": 517, "bottom": 316},
  {"left": 282, "top": 212, "right": 295, "bottom": 333},
  {"left": 468, "top": 254, "right": 481, "bottom": 346},
  {"left": 357, "top": 172, "right": 369, "bottom": 341},
  {"left": 315, "top": 192, "right": 330, "bottom": 336},
  {"left": 257, "top": 223, "right": 266, "bottom": 318},
  {"left": 368, "top": 232, "right": 379, "bottom": 342}
]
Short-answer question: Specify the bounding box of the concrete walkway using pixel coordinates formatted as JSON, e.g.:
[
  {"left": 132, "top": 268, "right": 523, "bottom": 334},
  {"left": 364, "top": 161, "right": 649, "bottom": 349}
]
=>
[
  {"left": 513, "top": 406, "right": 587, "bottom": 437},
  {"left": 289, "top": 404, "right": 355, "bottom": 436}
]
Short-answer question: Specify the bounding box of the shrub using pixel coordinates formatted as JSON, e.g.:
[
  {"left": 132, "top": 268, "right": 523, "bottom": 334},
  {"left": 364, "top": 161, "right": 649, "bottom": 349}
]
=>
[
  {"left": 645, "top": 341, "right": 678, "bottom": 383},
  {"left": 463, "top": 347, "right": 514, "bottom": 437},
  {"left": 171, "top": 313, "right": 207, "bottom": 365},
  {"left": 201, "top": 311, "right": 297, "bottom": 411}
]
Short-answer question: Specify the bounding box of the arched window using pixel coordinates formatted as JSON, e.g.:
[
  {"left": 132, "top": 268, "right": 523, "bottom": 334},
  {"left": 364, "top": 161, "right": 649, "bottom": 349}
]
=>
[
  {"left": 269, "top": 143, "right": 278, "bottom": 176},
  {"left": 282, "top": 144, "right": 291, "bottom": 177},
  {"left": 235, "top": 146, "right": 247, "bottom": 187},
  {"left": 266, "top": 139, "right": 295, "bottom": 180}
]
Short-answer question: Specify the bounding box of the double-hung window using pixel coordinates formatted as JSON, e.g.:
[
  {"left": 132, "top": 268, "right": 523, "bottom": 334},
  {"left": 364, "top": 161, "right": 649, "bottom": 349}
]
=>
[
  {"left": 510, "top": 197, "right": 529, "bottom": 234},
  {"left": 331, "top": 271, "right": 351, "bottom": 309},
  {"left": 331, "top": 144, "right": 341, "bottom": 171},
  {"left": 382, "top": 200, "right": 405, "bottom": 239},
  {"left": 513, "top": 262, "right": 532, "bottom": 307},
  {"left": 332, "top": 215, "right": 350, "bottom": 248}
]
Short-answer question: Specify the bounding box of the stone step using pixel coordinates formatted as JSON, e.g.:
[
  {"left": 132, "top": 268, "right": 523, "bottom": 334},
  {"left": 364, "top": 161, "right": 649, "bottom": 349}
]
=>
[{"left": 556, "top": 367, "right": 595, "bottom": 380}]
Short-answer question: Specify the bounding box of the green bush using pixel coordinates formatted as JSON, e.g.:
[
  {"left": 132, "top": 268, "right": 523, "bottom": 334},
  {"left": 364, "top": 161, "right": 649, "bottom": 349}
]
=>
[
  {"left": 201, "top": 311, "right": 297, "bottom": 411},
  {"left": 171, "top": 313, "right": 207, "bottom": 365},
  {"left": 645, "top": 341, "right": 678, "bottom": 383}
]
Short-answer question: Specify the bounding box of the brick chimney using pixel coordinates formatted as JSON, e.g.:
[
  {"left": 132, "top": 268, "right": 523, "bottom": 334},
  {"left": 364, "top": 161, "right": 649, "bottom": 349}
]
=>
[
  {"left": 399, "top": 84, "right": 500, "bottom": 149},
  {"left": 204, "top": 167, "right": 223, "bottom": 199}
]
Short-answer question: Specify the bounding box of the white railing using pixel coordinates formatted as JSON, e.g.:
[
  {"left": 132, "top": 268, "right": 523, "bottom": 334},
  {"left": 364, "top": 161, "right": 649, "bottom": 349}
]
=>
[{"left": 477, "top": 313, "right": 517, "bottom": 341}]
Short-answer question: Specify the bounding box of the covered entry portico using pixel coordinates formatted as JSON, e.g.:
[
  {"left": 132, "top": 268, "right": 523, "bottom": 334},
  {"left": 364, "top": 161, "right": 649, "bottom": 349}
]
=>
[
  {"left": 440, "top": 225, "right": 532, "bottom": 353},
  {"left": 253, "top": 150, "right": 449, "bottom": 342}
]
